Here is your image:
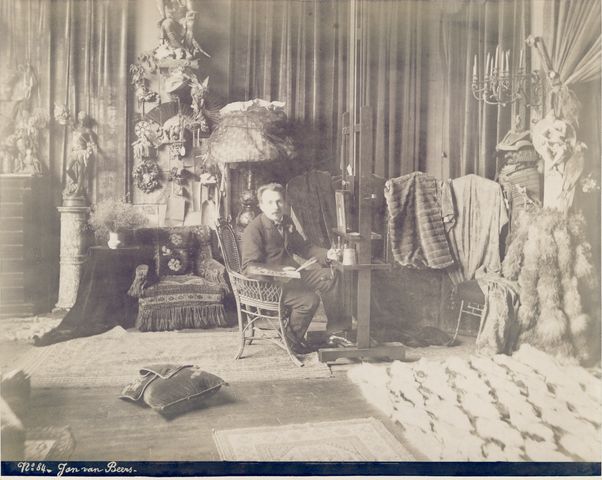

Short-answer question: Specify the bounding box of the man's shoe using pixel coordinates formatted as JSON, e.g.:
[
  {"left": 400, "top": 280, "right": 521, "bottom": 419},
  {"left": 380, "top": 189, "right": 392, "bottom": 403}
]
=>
[
  {"left": 285, "top": 331, "right": 315, "bottom": 354},
  {"left": 326, "top": 334, "right": 355, "bottom": 348}
]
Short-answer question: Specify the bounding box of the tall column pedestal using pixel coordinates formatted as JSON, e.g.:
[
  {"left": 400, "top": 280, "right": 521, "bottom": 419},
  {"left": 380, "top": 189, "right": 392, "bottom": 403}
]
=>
[{"left": 54, "top": 205, "right": 90, "bottom": 310}]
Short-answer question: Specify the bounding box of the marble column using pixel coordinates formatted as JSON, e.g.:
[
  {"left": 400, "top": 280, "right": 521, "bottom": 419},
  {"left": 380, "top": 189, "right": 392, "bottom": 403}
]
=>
[{"left": 55, "top": 205, "right": 89, "bottom": 310}]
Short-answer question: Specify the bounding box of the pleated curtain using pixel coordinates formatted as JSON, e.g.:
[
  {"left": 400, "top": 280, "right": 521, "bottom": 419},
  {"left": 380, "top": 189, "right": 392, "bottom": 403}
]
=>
[
  {"left": 441, "top": 0, "right": 530, "bottom": 179},
  {"left": 0, "top": 0, "right": 130, "bottom": 204},
  {"left": 228, "top": 0, "right": 350, "bottom": 171},
  {"left": 227, "top": 0, "right": 429, "bottom": 177}
]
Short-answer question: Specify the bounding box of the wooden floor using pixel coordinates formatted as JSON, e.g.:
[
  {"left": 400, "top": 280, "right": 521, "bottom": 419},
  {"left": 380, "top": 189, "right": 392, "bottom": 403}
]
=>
[
  {"left": 21, "top": 374, "right": 421, "bottom": 461},
  {"left": 1, "top": 315, "right": 476, "bottom": 462},
  {"left": 0, "top": 336, "right": 436, "bottom": 462}
]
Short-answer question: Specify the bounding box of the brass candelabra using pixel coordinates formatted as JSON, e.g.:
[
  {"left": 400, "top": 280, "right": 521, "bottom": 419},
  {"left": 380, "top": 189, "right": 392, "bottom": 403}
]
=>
[{"left": 471, "top": 46, "right": 541, "bottom": 108}]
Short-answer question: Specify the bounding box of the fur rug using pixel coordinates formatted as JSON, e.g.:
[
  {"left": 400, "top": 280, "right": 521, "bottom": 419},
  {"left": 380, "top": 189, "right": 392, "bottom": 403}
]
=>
[
  {"left": 502, "top": 207, "right": 600, "bottom": 365},
  {"left": 348, "top": 345, "right": 601, "bottom": 461}
]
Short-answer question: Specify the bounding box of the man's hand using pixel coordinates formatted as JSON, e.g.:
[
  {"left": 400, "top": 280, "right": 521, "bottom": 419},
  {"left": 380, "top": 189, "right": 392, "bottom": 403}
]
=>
[{"left": 326, "top": 248, "right": 341, "bottom": 263}]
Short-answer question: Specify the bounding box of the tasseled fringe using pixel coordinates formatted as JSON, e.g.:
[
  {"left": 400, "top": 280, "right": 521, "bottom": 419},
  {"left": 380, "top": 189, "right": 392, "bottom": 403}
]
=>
[
  {"left": 128, "top": 265, "right": 149, "bottom": 298},
  {"left": 136, "top": 304, "right": 228, "bottom": 332}
]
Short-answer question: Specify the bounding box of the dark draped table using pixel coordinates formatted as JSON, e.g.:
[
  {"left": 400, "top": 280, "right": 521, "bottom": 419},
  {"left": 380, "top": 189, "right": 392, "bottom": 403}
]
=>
[{"left": 34, "top": 246, "right": 149, "bottom": 346}]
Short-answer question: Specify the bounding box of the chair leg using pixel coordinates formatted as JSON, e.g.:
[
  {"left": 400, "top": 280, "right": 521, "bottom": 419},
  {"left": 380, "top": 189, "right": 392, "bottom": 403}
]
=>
[
  {"left": 234, "top": 299, "right": 246, "bottom": 360},
  {"left": 279, "top": 314, "right": 304, "bottom": 367},
  {"left": 247, "top": 324, "right": 256, "bottom": 345},
  {"left": 447, "top": 300, "right": 465, "bottom": 347}
]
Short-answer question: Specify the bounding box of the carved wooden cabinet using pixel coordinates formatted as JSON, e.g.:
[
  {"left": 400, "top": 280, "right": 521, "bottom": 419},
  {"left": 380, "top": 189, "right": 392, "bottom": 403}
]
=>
[{"left": 0, "top": 174, "right": 54, "bottom": 317}]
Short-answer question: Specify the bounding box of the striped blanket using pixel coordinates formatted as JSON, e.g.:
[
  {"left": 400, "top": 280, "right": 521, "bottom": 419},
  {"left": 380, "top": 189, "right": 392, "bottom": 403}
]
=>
[{"left": 385, "top": 172, "right": 454, "bottom": 269}]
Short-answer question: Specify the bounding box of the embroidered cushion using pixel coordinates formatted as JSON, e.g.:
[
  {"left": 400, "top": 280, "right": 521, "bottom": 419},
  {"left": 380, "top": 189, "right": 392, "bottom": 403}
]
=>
[
  {"left": 119, "top": 364, "right": 227, "bottom": 418},
  {"left": 156, "top": 231, "right": 193, "bottom": 276}
]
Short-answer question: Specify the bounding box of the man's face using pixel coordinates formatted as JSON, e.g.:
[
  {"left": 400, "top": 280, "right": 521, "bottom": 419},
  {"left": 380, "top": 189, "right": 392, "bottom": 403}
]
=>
[{"left": 259, "top": 189, "right": 285, "bottom": 222}]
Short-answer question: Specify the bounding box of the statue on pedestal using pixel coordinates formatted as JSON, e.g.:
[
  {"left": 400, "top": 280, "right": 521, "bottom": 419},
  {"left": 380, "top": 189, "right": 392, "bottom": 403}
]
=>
[
  {"left": 63, "top": 112, "right": 97, "bottom": 204},
  {"left": 156, "top": 0, "right": 210, "bottom": 60}
]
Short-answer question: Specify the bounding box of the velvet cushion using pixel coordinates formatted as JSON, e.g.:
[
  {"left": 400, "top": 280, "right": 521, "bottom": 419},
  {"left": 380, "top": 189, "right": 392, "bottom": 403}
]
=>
[
  {"left": 157, "top": 231, "right": 193, "bottom": 276},
  {"left": 119, "top": 364, "right": 226, "bottom": 417},
  {"left": 134, "top": 226, "right": 218, "bottom": 279}
]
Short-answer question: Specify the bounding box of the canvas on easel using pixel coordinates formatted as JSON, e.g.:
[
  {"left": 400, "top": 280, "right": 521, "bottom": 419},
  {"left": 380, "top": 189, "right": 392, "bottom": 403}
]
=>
[{"left": 335, "top": 190, "right": 351, "bottom": 233}]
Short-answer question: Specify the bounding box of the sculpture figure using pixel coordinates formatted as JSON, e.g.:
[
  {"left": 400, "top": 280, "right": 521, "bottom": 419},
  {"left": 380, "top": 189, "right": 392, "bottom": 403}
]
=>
[
  {"left": 191, "top": 76, "right": 209, "bottom": 132},
  {"left": 63, "top": 112, "right": 97, "bottom": 201},
  {"left": 18, "top": 148, "right": 42, "bottom": 175},
  {"left": 155, "top": 0, "right": 210, "bottom": 60}
]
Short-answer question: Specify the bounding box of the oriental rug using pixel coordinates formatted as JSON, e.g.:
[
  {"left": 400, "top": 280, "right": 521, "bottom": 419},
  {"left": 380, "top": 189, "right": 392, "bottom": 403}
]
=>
[
  {"left": 25, "top": 426, "right": 75, "bottom": 461},
  {"left": 14, "top": 327, "right": 332, "bottom": 388},
  {"left": 213, "top": 417, "right": 414, "bottom": 461}
]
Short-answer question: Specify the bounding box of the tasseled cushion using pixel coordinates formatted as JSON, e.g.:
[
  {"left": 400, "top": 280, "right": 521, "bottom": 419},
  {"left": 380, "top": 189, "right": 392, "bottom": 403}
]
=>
[
  {"left": 119, "top": 364, "right": 227, "bottom": 418},
  {"left": 136, "top": 276, "right": 227, "bottom": 332}
]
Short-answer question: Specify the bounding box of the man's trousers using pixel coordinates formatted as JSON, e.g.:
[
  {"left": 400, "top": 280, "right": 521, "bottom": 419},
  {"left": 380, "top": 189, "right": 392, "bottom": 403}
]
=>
[{"left": 282, "top": 267, "right": 351, "bottom": 339}]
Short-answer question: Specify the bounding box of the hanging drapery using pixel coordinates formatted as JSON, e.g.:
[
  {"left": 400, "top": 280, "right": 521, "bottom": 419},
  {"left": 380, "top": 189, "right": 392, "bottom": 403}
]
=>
[
  {"left": 228, "top": 0, "right": 349, "bottom": 171},
  {"left": 537, "top": 0, "right": 601, "bottom": 264},
  {"left": 228, "top": 0, "right": 431, "bottom": 178},
  {"left": 441, "top": 0, "right": 530, "bottom": 179},
  {"left": 547, "top": 0, "right": 601, "bottom": 86},
  {"left": 365, "top": 0, "right": 428, "bottom": 178},
  {"left": 0, "top": 0, "right": 130, "bottom": 204}
]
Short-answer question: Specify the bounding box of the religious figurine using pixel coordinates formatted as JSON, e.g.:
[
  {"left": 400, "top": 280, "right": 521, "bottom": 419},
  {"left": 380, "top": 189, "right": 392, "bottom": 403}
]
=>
[
  {"left": 17, "top": 148, "right": 42, "bottom": 175},
  {"left": 155, "top": 0, "right": 210, "bottom": 60},
  {"left": 63, "top": 112, "right": 97, "bottom": 202},
  {"left": 531, "top": 111, "right": 585, "bottom": 211}
]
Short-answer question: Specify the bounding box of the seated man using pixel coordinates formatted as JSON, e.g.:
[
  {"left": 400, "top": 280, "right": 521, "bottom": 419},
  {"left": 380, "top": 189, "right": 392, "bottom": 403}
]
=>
[{"left": 241, "top": 182, "right": 351, "bottom": 354}]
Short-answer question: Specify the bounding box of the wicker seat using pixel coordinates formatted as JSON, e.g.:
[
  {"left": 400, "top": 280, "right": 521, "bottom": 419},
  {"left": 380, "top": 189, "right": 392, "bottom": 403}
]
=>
[{"left": 215, "top": 219, "right": 304, "bottom": 367}]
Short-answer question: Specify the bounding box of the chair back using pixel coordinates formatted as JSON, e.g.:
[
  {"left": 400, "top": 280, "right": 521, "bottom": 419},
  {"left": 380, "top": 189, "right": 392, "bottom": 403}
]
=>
[{"left": 215, "top": 219, "right": 242, "bottom": 273}]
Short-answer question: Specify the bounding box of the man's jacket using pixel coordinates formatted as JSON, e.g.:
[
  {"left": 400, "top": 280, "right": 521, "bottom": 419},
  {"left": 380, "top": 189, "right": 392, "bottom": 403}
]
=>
[{"left": 241, "top": 213, "right": 327, "bottom": 273}]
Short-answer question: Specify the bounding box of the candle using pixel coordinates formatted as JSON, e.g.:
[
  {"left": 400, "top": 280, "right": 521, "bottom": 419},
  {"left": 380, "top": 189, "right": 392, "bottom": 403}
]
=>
[
  {"left": 485, "top": 53, "right": 491, "bottom": 79},
  {"left": 519, "top": 48, "right": 524, "bottom": 70},
  {"left": 473, "top": 55, "right": 477, "bottom": 79},
  {"left": 494, "top": 45, "right": 499, "bottom": 71},
  {"left": 505, "top": 50, "right": 510, "bottom": 74}
]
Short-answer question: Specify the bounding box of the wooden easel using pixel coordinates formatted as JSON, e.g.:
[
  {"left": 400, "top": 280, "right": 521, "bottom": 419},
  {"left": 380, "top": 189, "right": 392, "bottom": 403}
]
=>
[{"left": 318, "top": 106, "right": 406, "bottom": 363}]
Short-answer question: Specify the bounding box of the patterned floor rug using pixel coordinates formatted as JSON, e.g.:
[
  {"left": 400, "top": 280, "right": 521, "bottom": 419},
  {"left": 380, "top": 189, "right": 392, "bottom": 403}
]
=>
[
  {"left": 14, "top": 327, "right": 332, "bottom": 388},
  {"left": 0, "top": 316, "right": 63, "bottom": 343},
  {"left": 213, "top": 417, "right": 414, "bottom": 461},
  {"left": 25, "top": 426, "right": 76, "bottom": 461}
]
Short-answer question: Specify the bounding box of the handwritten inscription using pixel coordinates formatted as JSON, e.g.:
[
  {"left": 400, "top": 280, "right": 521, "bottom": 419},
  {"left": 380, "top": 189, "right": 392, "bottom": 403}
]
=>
[{"left": 17, "top": 461, "right": 136, "bottom": 476}]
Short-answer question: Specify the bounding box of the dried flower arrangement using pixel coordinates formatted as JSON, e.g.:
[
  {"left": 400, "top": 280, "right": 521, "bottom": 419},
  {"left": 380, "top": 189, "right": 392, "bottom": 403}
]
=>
[{"left": 88, "top": 199, "right": 149, "bottom": 240}]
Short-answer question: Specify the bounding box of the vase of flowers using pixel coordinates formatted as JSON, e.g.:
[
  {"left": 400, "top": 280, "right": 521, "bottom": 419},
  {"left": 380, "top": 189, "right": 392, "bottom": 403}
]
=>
[{"left": 88, "top": 199, "right": 149, "bottom": 248}]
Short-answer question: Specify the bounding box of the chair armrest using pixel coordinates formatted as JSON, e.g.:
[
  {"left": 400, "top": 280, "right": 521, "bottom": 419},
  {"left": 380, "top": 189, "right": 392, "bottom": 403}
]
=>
[
  {"left": 229, "top": 270, "right": 284, "bottom": 304},
  {"left": 197, "top": 257, "right": 230, "bottom": 294},
  {"left": 127, "top": 264, "right": 151, "bottom": 298}
]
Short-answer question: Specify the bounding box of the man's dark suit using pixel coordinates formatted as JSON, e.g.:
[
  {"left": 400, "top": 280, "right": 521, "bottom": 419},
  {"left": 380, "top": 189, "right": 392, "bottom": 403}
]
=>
[{"left": 241, "top": 213, "right": 349, "bottom": 339}]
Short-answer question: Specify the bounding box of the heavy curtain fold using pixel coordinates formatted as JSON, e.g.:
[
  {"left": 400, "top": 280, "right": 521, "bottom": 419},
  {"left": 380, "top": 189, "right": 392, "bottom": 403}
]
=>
[
  {"left": 228, "top": 0, "right": 349, "bottom": 170},
  {"left": 227, "top": 0, "right": 428, "bottom": 177},
  {"left": 365, "top": 0, "right": 428, "bottom": 178},
  {"left": 0, "top": 0, "right": 130, "bottom": 204},
  {"left": 541, "top": 0, "right": 601, "bottom": 266},
  {"left": 546, "top": 0, "right": 601, "bottom": 86},
  {"left": 441, "top": 0, "right": 530, "bottom": 179}
]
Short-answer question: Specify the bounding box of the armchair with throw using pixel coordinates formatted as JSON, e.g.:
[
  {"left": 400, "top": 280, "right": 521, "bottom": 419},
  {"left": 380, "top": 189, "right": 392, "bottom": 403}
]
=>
[{"left": 128, "top": 225, "right": 231, "bottom": 332}]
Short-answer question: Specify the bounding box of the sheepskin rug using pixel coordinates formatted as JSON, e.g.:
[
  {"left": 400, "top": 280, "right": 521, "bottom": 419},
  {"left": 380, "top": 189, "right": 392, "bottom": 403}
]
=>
[{"left": 348, "top": 345, "right": 601, "bottom": 461}]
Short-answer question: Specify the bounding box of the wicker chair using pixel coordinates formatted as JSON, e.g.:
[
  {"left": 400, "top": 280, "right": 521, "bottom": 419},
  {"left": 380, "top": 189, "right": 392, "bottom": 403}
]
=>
[{"left": 215, "top": 219, "right": 303, "bottom": 367}]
